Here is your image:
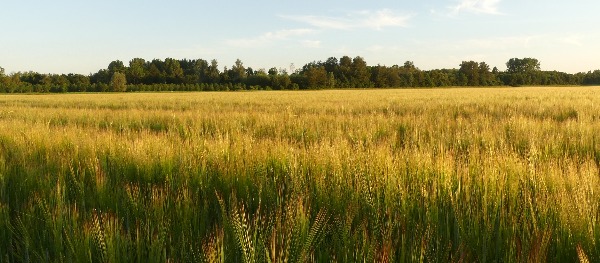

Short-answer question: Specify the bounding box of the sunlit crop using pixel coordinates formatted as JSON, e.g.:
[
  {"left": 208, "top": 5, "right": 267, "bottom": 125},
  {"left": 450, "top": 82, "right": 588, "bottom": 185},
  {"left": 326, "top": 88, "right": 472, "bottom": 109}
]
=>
[{"left": 0, "top": 87, "right": 599, "bottom": 262}]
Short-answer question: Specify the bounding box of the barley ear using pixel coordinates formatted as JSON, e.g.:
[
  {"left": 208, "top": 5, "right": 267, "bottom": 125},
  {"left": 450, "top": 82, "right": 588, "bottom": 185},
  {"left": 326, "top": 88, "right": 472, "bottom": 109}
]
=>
[
  {"left": 300, "top": 208, "right": 330, "bottom": 262},
  {"left": 91, "top": 209, "right": 107, "bottom": 263},
  {"left": 576, "top": 244, "right": 590, "bottom": 263}
]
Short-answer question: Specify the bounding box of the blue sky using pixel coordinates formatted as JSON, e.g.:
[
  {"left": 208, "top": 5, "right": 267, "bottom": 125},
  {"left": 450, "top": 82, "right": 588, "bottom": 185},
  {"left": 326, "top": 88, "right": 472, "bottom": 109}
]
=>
[{"left": 1, "top": 0, "right": 599, "bottom": 74}]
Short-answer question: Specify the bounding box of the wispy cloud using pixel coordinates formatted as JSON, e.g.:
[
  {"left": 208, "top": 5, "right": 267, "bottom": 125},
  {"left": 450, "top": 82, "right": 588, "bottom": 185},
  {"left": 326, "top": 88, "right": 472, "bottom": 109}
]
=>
[
  {"left": 461, "top": 35, "right": 541, "bottom": 49},
  {"left": 450, "top": 0, "right": 503, "bottom": 15},
  {"left": 280, "top": 9, "right": 411, "bottom": 31},
  {"left": 560, "top": 34, "right": 584, "bottom": 46},
  {"left": 360, "top": 9, "right": 413, "bottom": 30},
  {"left": 226, "top": 28, "right": 314, "bottom": 47},
  {"left": 301, "top": 40, "right": 321, "bottom": 48},
  {"left": 366, "top": 45, "right": 385, "bottom": 52}
]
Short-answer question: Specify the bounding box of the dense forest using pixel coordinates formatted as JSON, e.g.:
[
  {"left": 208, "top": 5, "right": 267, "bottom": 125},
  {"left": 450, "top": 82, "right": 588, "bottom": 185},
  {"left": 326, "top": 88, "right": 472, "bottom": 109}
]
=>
[{"left": 1, "top": 56, "right": 600, "bottom": 93}]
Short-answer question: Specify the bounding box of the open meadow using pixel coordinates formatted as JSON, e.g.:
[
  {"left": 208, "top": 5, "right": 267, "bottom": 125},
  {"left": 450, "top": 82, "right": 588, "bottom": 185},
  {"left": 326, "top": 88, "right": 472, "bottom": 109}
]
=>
[{"left": 0, "top": 87, "right": 599, "bottom": 262}]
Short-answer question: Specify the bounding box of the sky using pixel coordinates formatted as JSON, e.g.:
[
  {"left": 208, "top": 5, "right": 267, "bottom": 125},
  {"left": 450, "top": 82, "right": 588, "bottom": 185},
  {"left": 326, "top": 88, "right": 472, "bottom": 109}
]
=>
[{"left": 1, "top": 0, "right": 599, "bottom": 75}]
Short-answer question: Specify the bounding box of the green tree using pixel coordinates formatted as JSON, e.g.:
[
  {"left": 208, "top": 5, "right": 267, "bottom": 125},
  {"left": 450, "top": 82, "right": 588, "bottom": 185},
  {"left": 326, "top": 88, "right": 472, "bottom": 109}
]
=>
[
  {"left": 327, "top": 72, "right": 336, "bottom": 89},
  {"left": 127, "top": 58, "right": 146, "bottom": 84},
  {"left": 147, "top": 59, "right": 165, "bottom": 84},
  {"left": 178, "top": 59, "right": 200, "bottom": 83},
  {"left": 108, "top": 60, "right": 126, "bottom": 74},
  {"left": 246, "top": 67, "right": 255, "bottom": 77},
  {"left": 0, "top": 67, "right": 5, "bottom": 90},
  {"left": 66, "top": 73, "right": 91, "bottom": 92},
  {"left": 267, "top": 68, "right": 291, "bottom": 90},
  {"left": 370, "top": 65, "right": 386, "bottom": 87},
  {"left": 110, "top": 72, "right": 127, "bottom": 92},
  {"left": 268, "top": 67, "right": 278, "bottom": 76},
  {"left": 458, "top": 61, "right": 480, "bottom": 86},
  {"left": 337, "top": 56, "right": 353, "bottom": 87},
  {"left": 0, "top": 72, "right": 13, "bottom": 93},
  {"left": 164, "top": 58, "right": 184, "bottom": 84},
  {"left": 399, "top": 61, "right": 418, "bottom": 87},
  {"left": 272, "top": 73, "right": 291, "bottom": 90},
  {"left": 387, "top": 65, "right": 403, "bottom": 87},
  {"left": 505, "top": 58, "right": 541, "bottom": 86},
  {"left": 246, "top": 70, "right": 271, "bottom": 89},
  {"left": 506, "top": 58, "right": 540, "bottom": 74},
  {"left": 220, "top": 66, "right": 231, "bottom": 84},
  {"left": 427, "top": 69, "right": 453, "bottom": 87},
  {"left": 20, "top": 71, "right": 44, "bottom": 85},
  {"left": 192, "top": 59, "right": 209, "bottom": 83},
  {"left": 207, "top": 59, "right": 221, "bottom": 84},
  {"left": 478, "top": 62, "right": 497, "bottom": 86},
  {"left": 90, "top": 69, "right": 112, "bottom": 84},
  {"left": 457, "top": 61, "right": 497, "bottom": 86},
  {"left": 323, "top": 57, "right": 339, "bottom": 74},
  {"left": 41, "top": 74, "right": 69, "bottom": 93},
  {"left": 230, "top": 59, "right": 247, "bottom": 84},
  {"left": 351, "top": 56, "right": 371, "bottom": 88},
  {"left": 583, "top": 70, "right": 600, "bottom": 85},
  {"left": 304, "top": 65, "right": 328, "bottom": 89}
]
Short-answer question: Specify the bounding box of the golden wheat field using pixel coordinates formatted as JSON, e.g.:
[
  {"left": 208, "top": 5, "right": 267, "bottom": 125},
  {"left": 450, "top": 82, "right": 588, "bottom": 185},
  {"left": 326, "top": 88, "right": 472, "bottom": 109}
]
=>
[{"left": 0, "top": 87, "right": 599, "bottom": 262}]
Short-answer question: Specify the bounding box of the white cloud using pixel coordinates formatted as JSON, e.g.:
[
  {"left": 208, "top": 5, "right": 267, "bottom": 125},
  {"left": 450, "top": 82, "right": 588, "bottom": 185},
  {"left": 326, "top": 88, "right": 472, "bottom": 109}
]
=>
[
  {"left": 460, "top": 35, "right": 541, "bottom": 50},
  {"left": 450, "top": 0, "right": 503, "bottom": 15},
  {"left": 280, "top": 9, "right": 411, "bottom": 31},
  {"left": 226, "top": 28, "right": 314, "bottom": 48},
  {"left": 362, "top": 9, "right": 413, "bottom": 30},
  {"left": 301, "top": 40, "right": 321, "bottom": 48},
  {"left": 333, "top": 46, "right": 352, "bottom": 55},
  {"left": 264, "top": 29, "right": 315, "bottom": 40},
  {"left": 455, "top": 34, "right": 592, "bottom": 52},
  {"left": 282, "top": 15, "right": 349, "bottom": 30},
  {"left": 560, "top": 34, "right": 583, "bottom": 46},
  {"left": 165, "top": 45, "right": 224, "bottom": 58},
  {"left": 366, "top": 45, "right": 384, "bottom": 52}
]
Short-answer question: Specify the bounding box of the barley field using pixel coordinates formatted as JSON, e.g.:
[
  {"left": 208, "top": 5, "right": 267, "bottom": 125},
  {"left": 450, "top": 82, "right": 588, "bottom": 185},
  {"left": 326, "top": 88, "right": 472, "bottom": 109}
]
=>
[{"left": 0, "top": 87, "right": 599, "bottom": 262}]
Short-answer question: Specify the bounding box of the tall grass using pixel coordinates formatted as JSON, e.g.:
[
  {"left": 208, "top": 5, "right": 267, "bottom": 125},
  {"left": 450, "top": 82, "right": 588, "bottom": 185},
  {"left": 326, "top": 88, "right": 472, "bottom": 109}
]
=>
[{"left": 0, "top": 87, "right": 599, "bottom": 262}]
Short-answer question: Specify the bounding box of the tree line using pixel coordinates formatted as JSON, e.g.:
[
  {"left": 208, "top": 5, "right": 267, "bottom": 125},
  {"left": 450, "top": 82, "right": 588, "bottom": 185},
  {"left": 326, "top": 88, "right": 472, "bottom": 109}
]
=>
[{"left": 1, "top": 56, "right": 600, "bottom": 93}]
